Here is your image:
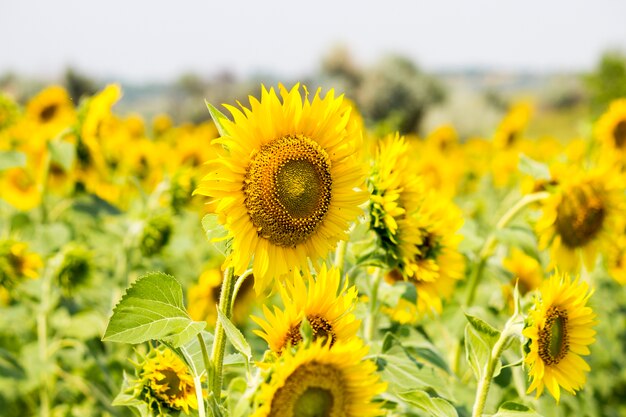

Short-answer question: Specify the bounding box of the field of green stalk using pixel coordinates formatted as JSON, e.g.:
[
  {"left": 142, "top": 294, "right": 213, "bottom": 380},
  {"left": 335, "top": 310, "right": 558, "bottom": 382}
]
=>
[{"left": 1, "top": 56, "right": 626, "bottom": 417}]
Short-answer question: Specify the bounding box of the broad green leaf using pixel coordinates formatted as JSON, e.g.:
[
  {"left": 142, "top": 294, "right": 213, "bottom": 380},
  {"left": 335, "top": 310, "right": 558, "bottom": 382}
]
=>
[
  {"left": 375, "top": 349, "right": 454, "bottom": 399},
  {"left": 48, "top": 140, "right": 75, "bottom": 172},
  {"left": 518, "top": 154, "right": 551, "bottom": 181},
  {"left": 494, "top": 226, "right": 539, "bottom": 256},
  {"left": 103, "top": 272, "right": 206, "bottom": 347},
  {"left": 112, "top": 372, "right": 151, "bottom": 417},
  {"left": 206, "top": 101, "right": 230, "bottom": 138},
  {"left": 398, "top": 390, "right": 458, "bottom": 417},
  {"left": 492, "top": 401, "right": 543, "bottom": 417},
  {"left": 465, "top": 314, "right": 501, "bottom": 343},
  {"left": 217, "top": 309, "right": 252, "bottom": 361},
  {"left": 0, "top": 150, "right": 26, "bottom": 171}
]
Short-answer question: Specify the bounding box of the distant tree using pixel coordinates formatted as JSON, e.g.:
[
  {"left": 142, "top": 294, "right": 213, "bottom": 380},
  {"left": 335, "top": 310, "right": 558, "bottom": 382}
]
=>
[
  {"left": 356, "top": 55, "right": 445, "bottom": 135},
  {"left": 320, "top": 45, "right": 362, "bottom": 94},
  {"left": 584, "top": 51, "right": 626, "bottom": 114},
  {"left": 64, "top": 68, "right": 98, "bottom": 103}
]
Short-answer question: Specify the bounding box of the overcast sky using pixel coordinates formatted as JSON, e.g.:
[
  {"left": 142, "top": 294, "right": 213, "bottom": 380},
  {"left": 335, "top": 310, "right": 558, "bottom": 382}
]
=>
[{"left": 1, "top": 0, "right": 625, "bottom": 82}]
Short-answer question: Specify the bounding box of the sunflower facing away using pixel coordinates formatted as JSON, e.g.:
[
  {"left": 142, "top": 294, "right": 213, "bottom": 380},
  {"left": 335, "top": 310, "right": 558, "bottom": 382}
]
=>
[
  {"left": 523, "top": 271, "right": 596, "bottom": 402},
  {"left": 195, "top": 84, "right": 367, "bottom": 293},
  {"left": 253, "top": 265, "right": 360, "bottom": 354},
  {"left": 535, "top": 163, "right": 626, "bottom": 272},
  {"left": 252, "top": 339, "right": 386, "bottom": 417}
]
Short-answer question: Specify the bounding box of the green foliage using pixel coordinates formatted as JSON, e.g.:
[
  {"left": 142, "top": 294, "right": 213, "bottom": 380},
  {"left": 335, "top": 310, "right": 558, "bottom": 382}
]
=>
[
  {"left": 0, "top": 150, "right": 26, "bottom": 171},
  {"left": 584, "top": 51, "right": 626, "bottom": 114},
  {"left": 103, "top": 271, "right": 206, "bottom": 347},
  {"left": 465, "top": 314, "right": 501, "bottom": 381}
]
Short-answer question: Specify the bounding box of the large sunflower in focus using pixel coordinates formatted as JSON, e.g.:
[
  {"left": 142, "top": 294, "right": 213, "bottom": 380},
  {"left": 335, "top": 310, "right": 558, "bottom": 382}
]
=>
[
  {"left": 536, "top": 164, "right": 626, "bottom": 272},
  {"left": 195, "top": 84, "right": 366, "bottom": 292},
  {"left": 523, "top": 271, "right": 596, "bottom": 401},
  {"left": 252, "top": 339, "right": 386, "bottom": 417},
  {"left": 253, "top": 265, "right": 360, "bottom": 354}
]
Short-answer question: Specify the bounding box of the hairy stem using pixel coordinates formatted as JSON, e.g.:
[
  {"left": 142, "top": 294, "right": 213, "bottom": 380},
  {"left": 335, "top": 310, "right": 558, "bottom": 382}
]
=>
[{"left": 365, "top": 268, "right": 383, "bottom": 342}]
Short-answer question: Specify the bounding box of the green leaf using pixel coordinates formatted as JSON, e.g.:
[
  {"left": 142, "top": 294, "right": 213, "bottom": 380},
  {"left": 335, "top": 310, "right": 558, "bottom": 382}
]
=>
[
  {"left": 174, "top": 330, "right": 214, "bottom": 377},
  {"left": 518, "top": 154, "right": 551, "bottom": 181},
  {"left": 0, "top": 150, "right": 26, "bottom": 171},
  {"left": 465, "top": 314, "right": 501, "bottom": 342},
  {"left": 112, "top": 372, "right": 151, "bottom": 417},
  {"left": 206, "top": 101, "right": 230, "bottom": 138},
  {"left": 103, "top": 272, "right": 206, "bottom": 347},
  {"left": 217, "top": 309, "right": 252, "bottom": 361},
  {"left": 492, "top": 401, "right": 543, "bottom": 417},
  {"left": 48, "top": 140, "right": 75, "bottom": 172},
  {"left": 0, "top": 348, "right": 26, "bottom": 380},
  {"left": 398, "top": 390, "right": 458, "bottom": 417}
]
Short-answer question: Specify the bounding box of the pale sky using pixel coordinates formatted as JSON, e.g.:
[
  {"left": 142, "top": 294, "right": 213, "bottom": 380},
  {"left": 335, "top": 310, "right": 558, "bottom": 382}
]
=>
[{"left": 1, "top": 0, "right": 625, "bottom": 82}]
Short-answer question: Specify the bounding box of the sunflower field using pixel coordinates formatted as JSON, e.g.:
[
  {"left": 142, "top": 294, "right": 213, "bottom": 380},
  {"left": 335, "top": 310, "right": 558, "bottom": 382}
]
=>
[{"left": 1, "top": 80, "right": 626, "bottom": 417}]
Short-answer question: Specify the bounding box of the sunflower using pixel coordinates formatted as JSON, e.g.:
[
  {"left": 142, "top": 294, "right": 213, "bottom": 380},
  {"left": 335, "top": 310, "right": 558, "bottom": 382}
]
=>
[
  {"left": 595, "top": 98, "right": 626, "bottom": 153},
  {"left": 503, "top": 248, "right": 543, "bottom": 296},
  {"left": 252, "top": 339, "right": 386, "bottom": 417},
  {"left": 195, "top": 84, "right": 366, "bottom": 292},
  {"left": 523, "top": 271, "right": 597, "bottom": 401},
  {"left": 0, "top": 166, "right": 42, "bottom": 211},
  {"left": 252, "top": 265, "right": 360, "bottom": 354},
  {"left": 0, "top": 240, "right": 43, "bottom": 291},
  {"left": 187, "top": 267, "right": 257, "bottom": 326},
  {"left": 385, "top": 191, "right": 465, "bottom": 316},
  {"left": 606, "top": 233, "right": 626, "bottom": 285},
  {"left": 493, "top": 101, "right": 532, "bottom": 150},
  {"left": 0, "top": 93, "right": 20, "bottom": 132},
  {"left": 535, "top": 163, "right": 626, "bottom": 272},
  {"left": 131, "top": 346, "right": 198, "bottom": 415},
  {"left": 368, "top": 133, "right": 423, "bottom": 263},
  {"left": 25, "top": 85, "right": 76, "bottom": 129}
]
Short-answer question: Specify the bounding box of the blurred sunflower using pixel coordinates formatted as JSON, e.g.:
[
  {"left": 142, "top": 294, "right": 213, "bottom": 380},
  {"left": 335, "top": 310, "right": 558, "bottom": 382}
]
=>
[
  {"left": 606, "top": 233, "right": 626, "bottom": 285},
  {"left": 0, "top": 166, "right": 42, "bottom": 211},
  {"left": 0, "top": 240, "right": 43, "bottom": 291},
  {"left": 0, "top": 93, "right": 21, "bottom": 132},
  {"left": 25, "top": 85, "right": 76, "bottom": 131},
  {"left": 523, "top": 271, "right": 596, "bottom": 402},
  {"left": 536, "top": 164, "right": 626, "bottom": 272},
  {"left": 493, "top": 101, "right": 533, "bottom": 149},
  {"left": 252, "top": 265, "right": 359, "bottom": 354},
  {"left": 252, "top": 339, "right": 386, "bottom": 417},
  {"left": 187, "top": 268, "right": 257, "bottom": 327},
  {"left": 595, "top": 98, "right": 626, "bottom": 152},
  {"left": 195, "top": 84, "right": 366, "bottom": 292},
  {"left": 501, "top": 248, "right": 543, "bottom": 312},
  {"left": 131, "top": 347, "right": 198, "bottom": 415}
]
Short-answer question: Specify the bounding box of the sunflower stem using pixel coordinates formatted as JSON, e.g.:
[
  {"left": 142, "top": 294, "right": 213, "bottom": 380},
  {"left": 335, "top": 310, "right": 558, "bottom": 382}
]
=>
[
  {"left": 465, "top": 191, "right": 549, "bottom": 306},
  {"left": 209, "top": 266, "right": 235, "bottom": 400},
  {"left": 37, "top": 267, "right": 52, "bottom": 417},
  {"left": 365, "top": 268, "right": 383, "bottom": 341},
  {"left": 471, "top": 316, "right": 520, "bottom": 417},
  {"left": 193, "top": 374, "right": 206, "bottom": 417}
]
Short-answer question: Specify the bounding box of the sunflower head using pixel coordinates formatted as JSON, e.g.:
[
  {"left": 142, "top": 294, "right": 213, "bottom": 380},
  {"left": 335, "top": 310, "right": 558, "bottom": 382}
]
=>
[
  {"left": 595, "top": 98, "right": 626, "bottom": 151},
  {"left": 195, "top": 84, "right": 366, "bottom": 293},
  {"left": 493, "top": 101, "right": 533, "bottom": 149},
  {"left": 26, "top": 85, "right": 76, "bottom": 129},
  {"left": 0, "top": 240, "right": 43, "bottom": 291},
  {"left": 252, "top": 339, "right": 386, "bottom": 417},
  {"left": 523, "top": 271, "right": 597, "bottom": 402},
  {"left": 252, "top": 265, "right": 360, "bottom": 354},
  {"left": 536, "top": 164, "right": 626, "bottom": 271},
  {"left": 54, "top": 244, "right": 93, "bottom": 291},
  {"left": 129, "top": 346, "right": 198, "bottom": 415}
]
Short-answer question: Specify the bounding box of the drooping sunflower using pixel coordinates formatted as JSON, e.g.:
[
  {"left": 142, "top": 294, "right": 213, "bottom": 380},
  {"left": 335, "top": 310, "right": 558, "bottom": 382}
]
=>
[
  {"left": 195, "top": 84, "right": 367, "bottom": 292},
  {"left": 595, "top": 98, "right": 626, "bottom": 153},
  {"left": 493, "top": 101, "right": 533, "bottom": 150},
  {"left": 130, "top": 346, "right": 198, "bottom": 416},
  {"left": 523, "top": 271, "right": 597, "bottom": 401},
  {"left": 253, "top": 265, "right": 360, "bottom": 354},
  {"left": 386, "top": 191, "right": 465, "bottom": 316},
  {"left": 252, "top": 339, "right": 386, "bottom": 417},
  {"left": 535, "top": 163, "right": 626, "bottom": 272}
]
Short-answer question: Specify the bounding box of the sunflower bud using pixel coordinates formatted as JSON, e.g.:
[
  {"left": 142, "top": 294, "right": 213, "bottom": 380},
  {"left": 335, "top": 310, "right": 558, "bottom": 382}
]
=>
[{"left": 140, "top": 214, "right": 173, "bottom": 257}]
